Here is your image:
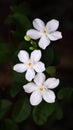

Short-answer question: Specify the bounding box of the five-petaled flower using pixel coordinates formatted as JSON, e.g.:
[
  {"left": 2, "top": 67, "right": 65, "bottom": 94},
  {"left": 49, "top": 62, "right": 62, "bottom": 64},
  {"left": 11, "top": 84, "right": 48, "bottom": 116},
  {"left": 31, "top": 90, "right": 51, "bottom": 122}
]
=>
[
  {"left": 13, "top": 50, "right": 45, "bottom": 81},
  {"left": 26, "top": 18, "right": 62, "bottom": 49},
  {"left": 23, "top": 73, "right": 60, "bottom": 106}
]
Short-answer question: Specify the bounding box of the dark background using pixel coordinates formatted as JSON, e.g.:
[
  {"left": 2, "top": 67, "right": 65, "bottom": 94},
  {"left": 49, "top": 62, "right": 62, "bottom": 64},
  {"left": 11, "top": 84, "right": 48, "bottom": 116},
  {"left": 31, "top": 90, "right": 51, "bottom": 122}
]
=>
[{"left": 0, "top": 0, "right": 73, "bottom": 129}]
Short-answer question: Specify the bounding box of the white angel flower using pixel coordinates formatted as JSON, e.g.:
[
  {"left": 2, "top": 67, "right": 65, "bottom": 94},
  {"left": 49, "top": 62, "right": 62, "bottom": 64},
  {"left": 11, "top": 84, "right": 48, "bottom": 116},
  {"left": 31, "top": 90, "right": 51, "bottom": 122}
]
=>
[
  {"left": 23, "top": 73, "right": 60, "bottom": 106},
  {"left": 26, "top": 18, "right": 62, "bottom": 49},
  {"left": 13, "top": 50, "right": 45, "bottom": 81}
]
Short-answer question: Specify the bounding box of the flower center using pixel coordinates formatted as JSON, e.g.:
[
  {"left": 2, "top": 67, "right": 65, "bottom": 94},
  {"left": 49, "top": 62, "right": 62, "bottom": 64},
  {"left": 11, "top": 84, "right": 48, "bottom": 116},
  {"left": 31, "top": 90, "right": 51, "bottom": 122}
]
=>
[
  {"left": 42, "top": 29, "right": 47, "bottom": 35},
  {"left": 39, "top": 86, "right": 45, "bottom": 92},
  {"left": 27, "top": 61, "right": 33, "bottom": 68}
]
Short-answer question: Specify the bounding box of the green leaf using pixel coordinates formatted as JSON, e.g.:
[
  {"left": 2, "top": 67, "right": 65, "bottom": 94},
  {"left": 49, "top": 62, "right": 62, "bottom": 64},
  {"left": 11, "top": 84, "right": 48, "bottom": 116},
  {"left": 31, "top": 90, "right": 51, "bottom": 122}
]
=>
[
  {"left": 0, "top": 123, "right": 5, "bottom": 130},
  {"left": 33, "top": 101, "right": 56, "bottom": 125},
  {"left": 4, "top": 15, "right": 13, "bottom": 24},
  {"left": 10, "top": 82, "right": 23, "bottom": 98},
  {"left": 10, "top": 2, "right": 31, "bottom": 15},
  {"left": 0, "top": 99, "right": 12, "bottom": 119},
  {"left": 53, "top": 103, "right": 63, "bottom": 120},
  {"left": 5, "top": 2, "right": 31, "bottom": 27},
  {"left": 11, "top": 30, "right": 24, "bottom": 41},
  {"left": 42, "top": 46, "right": 54, "bottom": 67},
  {"left": 13, "top": 71, "right": 27, "bottom": 84},
  {"left": 18, "top": 41, "right": 32, "bottom": 52},
  {"left": 0, "top": 43, "right": 11, "bottom": 63},
  {"left": 57, "top": 88, "right": 73, "bottom": 101},
  {"left": 12, "top": 97, "right": 31, "bottom": 123},
  {"left": 12, "top": 13, "right": 31, "bottom": 30},
  {"left": 4, "top": 119, "right": 19, "bottom": 130},
  {"left": 46, "top": 66, "right": 56, "bottom": 76}
]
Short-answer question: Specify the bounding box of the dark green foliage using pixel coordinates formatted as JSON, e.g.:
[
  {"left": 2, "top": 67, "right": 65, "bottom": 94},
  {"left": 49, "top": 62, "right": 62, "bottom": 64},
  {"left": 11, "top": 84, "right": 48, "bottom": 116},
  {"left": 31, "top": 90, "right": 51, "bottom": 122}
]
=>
[
  {"left": 41, "top": 46, "right": 60, "bottom": 67},
  {"left": 10, "top": 2, "right": 31, "bottom": 15},
  {"left": 10, "top": 82, "right": 23, "bottom": 98},
  {"left": 12, "top": 97, "right": 31, "bottom": 123},
  {"left": 13, "top": 71, "right": 26, "bottom": 84},
  {"left": 0, "top": 119, "right": 19, "bottom": 130},
  {"left": 0, "top": 43, "right": 11, "bottom": 63},
  {"left": 33, "top": 101, "right": 56, "bottom": 125},
  {"left": 5, "top": 2, "right": 31, "bottom": 42},
  {"left": 0, "top": 99, "right": 12, "bottom": 119},
  {"left": 12, "top": 13, "right": 31, "bottom": 30},
  {"left": 57, "top": 87, "right": 73, "bottom": 102},
  {"left": 11, "top": 30, "right": 24, "bottom": 41},
  {"left": 42, "top": 46, "right": 54, "bottom": 67},
  {"left": 46, "top": 66, "right": 56, "bottom": 76},
  {"left": 4, "top": 119, "right": 19, "bottom": 130},
  {"left": 53, "top": 103, "right": 63, "bottom": 120}
]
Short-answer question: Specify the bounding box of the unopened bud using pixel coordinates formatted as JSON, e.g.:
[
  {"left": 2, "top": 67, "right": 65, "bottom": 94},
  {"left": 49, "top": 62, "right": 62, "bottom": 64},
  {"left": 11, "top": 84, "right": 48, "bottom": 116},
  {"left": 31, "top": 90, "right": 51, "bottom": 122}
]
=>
[
  {"left": 29, "top": 47, "right": 34, "bottom": 50},
  {"left": 24, "top": 35, "right": 31, "bottom": 41}
]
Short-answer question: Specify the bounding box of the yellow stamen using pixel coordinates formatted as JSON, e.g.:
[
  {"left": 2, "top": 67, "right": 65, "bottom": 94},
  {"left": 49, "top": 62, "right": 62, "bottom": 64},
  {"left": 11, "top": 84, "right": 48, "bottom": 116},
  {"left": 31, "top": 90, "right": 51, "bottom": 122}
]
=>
[
  {"left": 27, "top": 62, "right": 33, "bottom": 67},
  {"left": 42, "top": 29, "right": 47, "bottom": 34},
  {"left": 39, "top": 86, "right": 44, "bottom": 92}
]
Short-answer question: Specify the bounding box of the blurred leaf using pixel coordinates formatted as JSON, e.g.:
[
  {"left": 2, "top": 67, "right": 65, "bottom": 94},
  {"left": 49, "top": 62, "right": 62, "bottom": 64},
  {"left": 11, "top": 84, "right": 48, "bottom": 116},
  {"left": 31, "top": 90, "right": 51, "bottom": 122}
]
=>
[
  {"left": 5, "top": 2, "right": 31, "bottom": 25},
  {"left": 46, "top": 66, "right": 56, "bottom": 76},
  {"left": 42, "top": 46, "right": 54, "bottom": 67},
  {"left": 57, "top": 88, "right": 73, "bottom": 101},
  {"left": 11, "top": 30, "right": 24, "bottom": 41},
  {"left": 12, "top": 13, "right": 31, "bottom": 30},
  {"left": 12, "top": 50, "right": 20, "bottom": 64},
  {"left": 4, "top": 119, "right": 19, "bottom": 130},
  {"left": 10, "top": 82, "right": 23, "bottom": 98},
  {"left": 10, "top": 2, "right": 31, "bottom": 15},
  {"left": 0, "top": 99, "right": 12, "bottom": 119},
  {"left": 0, "top": 122, "right": 5, "bottom": 130},
  {"left": 53, "top": 103, "right": 63, "bottom": 120},
  {"left": 18, "top": 41, "right": 32, "bottom": 52},
  {"left": 5, "top": 14, "right": 31, "bottom": 40},
  {"left": 13, "top": 71, "right": 27, "bottom": 84},
  {"left": 0, "top": 43, "right": 11, "bottom": 63},
  {"left": 4, "top": 15, "right": 13, "bottom": 24},
  {"left": 12, "top": 97, "right": 31, "bottom": 123},
  {"left": 33, "top": 101, "right": 56, "bottom": 125}
]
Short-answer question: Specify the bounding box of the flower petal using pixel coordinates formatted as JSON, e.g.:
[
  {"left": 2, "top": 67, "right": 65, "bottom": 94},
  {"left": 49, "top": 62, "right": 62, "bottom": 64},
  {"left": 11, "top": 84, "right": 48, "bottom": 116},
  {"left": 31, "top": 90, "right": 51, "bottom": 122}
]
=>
[
  {"left": 25, "top": 68, "right": 35, "bottom": 81},
  {"left": 47, "top": 31, "right": 62, "bottom": 41},
  {"left": 44, "top": 78, "right": 60, "bottom": 89},
  {"left": 43, "top": 90, "right": 55, "bottom": 103},
  {"left": 18, "top": 50, "right": 29, "bottom": 63},
  {"left": 33, "top": 18, "right": 45, "bottom": 31},
  {"left": 30, "top": 50, "right": 41, "bottom": 62},
  {"left": 26, "top": 29, "right": 42, "bottom": 40},
  {"left": 46, "top": 19, "right": 59, "bottom": 33},
  {"left": 38, "top": 36, "right": 50, "bottom": 49},
  {"left": 30, "top": 91, "right": 42, "bottom": 106},
  {"left": 13, "top": 63, "right": 27, "bottom": 73},
  {"left": 23, "top": 83, "right": 37, "bottom": 93},
  {"left": 33, "top": 62, "right": 45, "bottom": 72},
  {"left": 34, "top": 73, "right": 46, "bottom": 86}
]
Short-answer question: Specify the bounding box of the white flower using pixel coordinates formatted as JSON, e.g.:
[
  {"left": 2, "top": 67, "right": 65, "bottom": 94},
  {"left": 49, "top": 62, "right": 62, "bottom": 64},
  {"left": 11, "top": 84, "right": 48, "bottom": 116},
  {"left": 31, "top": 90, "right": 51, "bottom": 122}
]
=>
[
  {"left": 23, "top": 73, "right": 60, "bottom": 106},
  {"left": 13, "top": 50, "right": 45, "bottom": 81},
  {"left": 26, "top": 18, "right": 62, "bottom": 49}
]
